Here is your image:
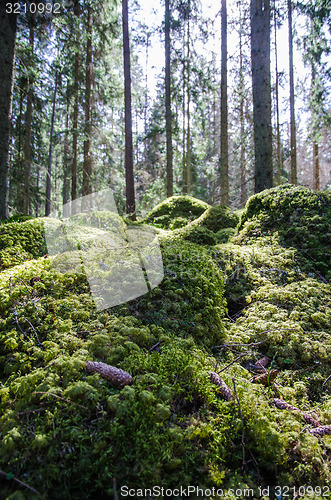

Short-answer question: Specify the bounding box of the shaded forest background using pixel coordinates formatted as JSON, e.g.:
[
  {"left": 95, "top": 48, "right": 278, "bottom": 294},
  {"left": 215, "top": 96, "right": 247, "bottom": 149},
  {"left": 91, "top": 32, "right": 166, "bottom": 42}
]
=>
[{"left": 0, "top": 0, "right": 330, "bottom": 220}]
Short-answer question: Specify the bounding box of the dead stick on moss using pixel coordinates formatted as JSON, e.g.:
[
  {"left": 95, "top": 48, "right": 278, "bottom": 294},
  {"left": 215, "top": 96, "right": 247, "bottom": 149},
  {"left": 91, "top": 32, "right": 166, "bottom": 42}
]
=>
[
  {"left": 0, "top": 470, "right": 43, "bottom": 498},
  {"left": 232, "top": 378, "right": 246, "bottom": 469},
  {"left": 32, "top": 392, "right": 88, "bottom": 410},
  {"left": 321, "top": 374, "right": 331, "bottom": 396},
  {"left": 216, "top": 354, "right": 249, "bottom": 373}
]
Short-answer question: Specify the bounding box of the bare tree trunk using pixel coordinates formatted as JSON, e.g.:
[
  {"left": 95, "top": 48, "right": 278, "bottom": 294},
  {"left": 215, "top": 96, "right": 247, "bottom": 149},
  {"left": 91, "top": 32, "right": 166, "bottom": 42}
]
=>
[
  {"left": 251, "top": 0, "right": 273, "bottom": 193},
  {"left": 220, "top": 0, "right": 228, "bottom": 205},
  {"left": 288, "top": 0, "right": 297, "bottom": 184},
  {"left": 274, "top": 0, "right": 281, "bottom": 186},
  {"left": 72, "top": 47, "right": 79, "bottom": 202},
  {"left": 182, "top": 33, "right": 187, "bottom": 194},
  {"left": 0, "top": 5, "right": 17, "bottom": 220},
  {"left": 63, "top": 92, "right": 70, "bottom": 207},
  {"left": 45, "top": 72, "right": 58, "bottom": 216},
  {"left": 165, "top": 0, "right": 173, "bottom": 197},
  {"left": 23, "top": 16, "right": 35, "bottom": 214},
  {"left": 122, "top": 0, "right": 135, "bottom": 218},
  {"left": 186, "top": 18, "right": 191, "bottom": 195},
  {"left": 313, "top": 141, "right": 319, "bottom": 191},
  {"left": 239, "top": 16, "right": 246, "bottom": 206},
  {"left": 82, "top": 5, "right": 93, "bottom": 200}
]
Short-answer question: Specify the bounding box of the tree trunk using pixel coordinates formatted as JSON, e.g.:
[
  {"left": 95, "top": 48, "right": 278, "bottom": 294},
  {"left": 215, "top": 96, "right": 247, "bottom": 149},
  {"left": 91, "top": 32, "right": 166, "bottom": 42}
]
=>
[
  {"left": 165, "top": 0, "right": 173, "bottom": 197},
  {"left": 23, "top": 16, "right": 35, "bottom": 214},
  {"left": 274, "top": 0, "right": 281, "bottom": 186},
  {"left": 313, "top": 141, "right": 319, "bottom": 191},
  {"left": 239, "top": 14, "right": 246, "bottom": 206},
  {"left": 0, "top": 5, "right": 17, "bottom": 220},
  {"left": 122, "top": 0, "right": 135, "bottom": 218},
  {"left": 45, "top": 72, "right": 58, "bottom": 216},
  {"left": 250, "top": 0, "right": 273, "bottom": 193},
  {"left": 63, "top": 92, "right": 70, "bottom": 208},
  {"left": 220, "top": 0, "right": 228, "bottom": 205},
  {"left": 82, "top": 5, "right": 93, "bottom": 200},
  {"left": 288, "top": 0, "right": 297, "bottom": 184},
  {"left": 186, "top": 18, "right": 191, "bottom": 195},
  {"left": 72, "top": 46, "right": 79, "bottom": 202},
  {"left": 182, "top": 33, "right": 187, "bottom": 194}
]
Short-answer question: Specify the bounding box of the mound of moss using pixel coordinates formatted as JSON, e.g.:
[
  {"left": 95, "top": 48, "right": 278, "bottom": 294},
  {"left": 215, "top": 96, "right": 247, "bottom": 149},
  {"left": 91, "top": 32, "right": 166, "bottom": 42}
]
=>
[
  {"left": 236, "top": 185, "right": 331, "bottom": 279},
  {"left": 0, "top": 186, "right": 331, "bottom": 498},
  {"left": 196, "top": 205, "right": 239, "bottom": 233},
  {"left": 146, "top": 195, "right": 210, "bottom": 229},
  {"left": 113, "top": 239, "right": 225, "bottom": 347}
]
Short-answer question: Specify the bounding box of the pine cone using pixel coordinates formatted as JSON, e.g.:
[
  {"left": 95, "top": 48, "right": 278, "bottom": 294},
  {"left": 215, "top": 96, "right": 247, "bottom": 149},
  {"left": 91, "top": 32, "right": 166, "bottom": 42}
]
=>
[
  {"left": 210, "top": 372, "right": 233, "bottom": 401},
  {"left": 310, "top": 425, "right": 331, "bottom": 437},
  {"left": 273, "top": 398, "right": 321, "bottom": 427},
  {"left": 86, "top": 361, "right": 132, "bottom": 388},
  {"left": 252, "top": 369, "right": 278, "bottom": 386},
  {"left": 255, "top": 356, "right": 269, "bottom": 369}
]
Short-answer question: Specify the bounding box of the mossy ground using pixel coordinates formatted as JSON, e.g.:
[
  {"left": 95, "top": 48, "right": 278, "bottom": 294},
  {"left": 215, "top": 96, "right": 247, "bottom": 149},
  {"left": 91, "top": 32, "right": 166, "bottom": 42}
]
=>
[{"left": 0, "top": 186, "right": 330, "bottom": 499}]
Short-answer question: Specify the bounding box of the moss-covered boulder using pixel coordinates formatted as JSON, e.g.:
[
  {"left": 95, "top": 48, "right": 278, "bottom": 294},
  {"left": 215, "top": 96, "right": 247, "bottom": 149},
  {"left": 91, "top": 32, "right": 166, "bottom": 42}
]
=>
[
  {"left": 236, "top": 185, "right": 331, "bottom": 279},
  {"left": 146, "top": 195, "right": 210, "bottom": 229},
  {"left": 114, "top": 239, "right": 226, "bottom": 347},
  {"left": 196, "top": 204, "right": 239, "bottom": 232}
]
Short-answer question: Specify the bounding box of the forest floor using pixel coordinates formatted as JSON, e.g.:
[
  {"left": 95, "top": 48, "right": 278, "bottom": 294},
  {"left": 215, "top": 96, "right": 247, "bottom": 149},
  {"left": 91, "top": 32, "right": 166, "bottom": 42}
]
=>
[{"left": 0, "top": 185, "right": 330, "bottom": 500}]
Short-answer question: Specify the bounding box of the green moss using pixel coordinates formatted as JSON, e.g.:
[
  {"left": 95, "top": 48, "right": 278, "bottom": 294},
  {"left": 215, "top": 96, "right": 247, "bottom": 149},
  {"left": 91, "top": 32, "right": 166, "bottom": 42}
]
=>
[
  {"left": 114, "top": 239, "right": 226, "bottom": 347},
  {"left": 146, "top": 195, "right": 210, "bottom": 229},
  {"left": 0, "top": 187, "right": 330, "bottom": 497},
  {"left": 236, "top": 185, "right": 331, "bottom": 279}
]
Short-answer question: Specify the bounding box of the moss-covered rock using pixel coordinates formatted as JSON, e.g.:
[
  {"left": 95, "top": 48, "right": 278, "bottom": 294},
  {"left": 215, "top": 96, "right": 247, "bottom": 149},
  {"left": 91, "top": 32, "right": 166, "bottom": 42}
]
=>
[
  {"left": 146, "top": 195, "right": 210, "bottom": 229},
  {"left": 0, "top": 219, "right": 47, "bottom": 266},
  {"left": 114, "top": 239, "right": 226, "bottom": 347},
  {"left": 236, "top": 185, "right": 331, "bottom": 279},
  {"left": 0, "top": 186, "right": 330, "bottom": 498}
]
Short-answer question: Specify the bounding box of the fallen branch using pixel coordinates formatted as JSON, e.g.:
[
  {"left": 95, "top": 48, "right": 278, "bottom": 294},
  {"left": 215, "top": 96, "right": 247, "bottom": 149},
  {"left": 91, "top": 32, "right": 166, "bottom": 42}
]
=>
[
  {"left": 32, "top": 392, "right": 88, "bottom": 410},
  {"left": 232, "top": 378, "right": 246, "bottom": 469},
  {"left": 0, "top": 469, "right": 43, "bottom": 498}
]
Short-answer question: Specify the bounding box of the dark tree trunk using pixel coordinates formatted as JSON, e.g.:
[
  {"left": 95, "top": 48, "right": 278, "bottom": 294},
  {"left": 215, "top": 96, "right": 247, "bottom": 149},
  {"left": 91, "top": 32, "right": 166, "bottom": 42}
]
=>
[
  {"left": 274, "top": 0, "right": 281, "bottom": 185},
  {"left": 72, "top": 48, "right": 79, "bottom": 202},
  {"left": 0, "top": 6, "right": 17, "bottom": 220},
  {"left": 82, "top": 5, "right": 93, "bottom": 200},
  {"left": 186, "top": 19, "right": 191, "bottom": 195},
  {"left": 122, "top": 0, "right": 135, "bottom": 218},
  {"left": 313, "top": 141, "right": 319, "bottom": 191},
  {"left": 239, "top": 18, "right": 246, "bottom": 206},
  {"left": 45, "top": 72, "right": 58, "bottom": 216},
  {"left": 23, "top": 16, "right": 35, "bottom": 214},
  {"left": 165, "top": 0, "right": 173, "bottom": 197},
  {"left": 288, "top": 0, "right": 297, "bottom": 184},
  {"left": 251, "top": 0, "right": 273, "bottom": 193},
  {"left": 220, "top": 0, "right": 228, "bottom": 205}
]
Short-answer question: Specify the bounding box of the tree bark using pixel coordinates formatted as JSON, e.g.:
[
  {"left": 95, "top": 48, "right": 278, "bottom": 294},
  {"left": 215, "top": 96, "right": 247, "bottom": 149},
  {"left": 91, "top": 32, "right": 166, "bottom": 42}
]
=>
[
  {"left": 122, "top": 0, "right": 135, "bottom": 218},
  {"left": 186, "top": 18, "right": 191, "bottom": 195},
  {"left": 23, "top": 16, "right": 35, "bottom": 215},
  {"left": 288, "top": 0, "right": 297, "bottom": 184},
  {"left": 82, "top": 5, "right": 93, "bottom": 201},
  {"left": 313, "top": 141, "right": 319, "bottom": 191},
  {"left": 0, "top": 5, "right": 17, "bottom": 220},
  {"left": 220, "top": 0, "right": 228, "bottom": 205},
  {"left": 274, "top": 0, "right": 281, "bottom": 186},
  {"left": 165, "top": 0, "right": 173, "bottom": 197},
  {"left": 250, "top": 0, "right": 273, "bottom": 193},
  {"left": 239, "top": 12, "right": 246, "bottom": 207},
  {"left": 45, "top": 72, "right": 58, "bottom": 216}
]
